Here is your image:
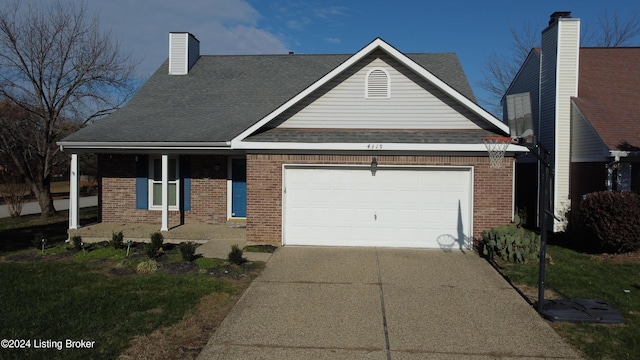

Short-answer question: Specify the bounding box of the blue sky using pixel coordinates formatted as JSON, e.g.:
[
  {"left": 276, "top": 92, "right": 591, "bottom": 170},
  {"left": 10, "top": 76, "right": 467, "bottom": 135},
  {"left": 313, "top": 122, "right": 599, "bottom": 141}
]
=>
[{"left": 58, "top": 0, "right": 640, "bottom": 111}]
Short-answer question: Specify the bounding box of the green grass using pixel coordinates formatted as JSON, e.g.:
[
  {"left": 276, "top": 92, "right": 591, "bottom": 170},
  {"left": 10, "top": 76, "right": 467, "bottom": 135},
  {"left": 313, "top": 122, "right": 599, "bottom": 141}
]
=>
[
  {"left": 0, "top": 206, "right": 98, "bottom": 255},
  {"left": 0, "top": 212, "right": 262, "bottom": 359},
  {"left": 0, "top": 260, "right": 236, "bottom": 359},
  {"left": 500, "top": 245, "right": 640, "bottom": 359},
  {"left": 195, "top": 256, "right": 225, "bottom": 269}
]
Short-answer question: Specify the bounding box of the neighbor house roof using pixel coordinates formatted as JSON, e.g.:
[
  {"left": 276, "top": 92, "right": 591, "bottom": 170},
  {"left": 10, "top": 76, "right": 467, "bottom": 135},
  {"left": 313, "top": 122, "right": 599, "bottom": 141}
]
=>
[
  {"left": 573, "top": 47, "right": 640, "bottom": 150},
  {"left": 60, "top": 49, "right": 480, "bottom": 147}
]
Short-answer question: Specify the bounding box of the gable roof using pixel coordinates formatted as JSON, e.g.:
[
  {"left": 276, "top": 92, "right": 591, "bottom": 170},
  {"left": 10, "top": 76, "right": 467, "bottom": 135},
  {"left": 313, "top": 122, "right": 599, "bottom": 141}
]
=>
[
  {"left": 572, "top": 47, "right": 640, "bottom": 151},
  {"left": 60, "top": 37, "right": 509, "bottom": 151}
]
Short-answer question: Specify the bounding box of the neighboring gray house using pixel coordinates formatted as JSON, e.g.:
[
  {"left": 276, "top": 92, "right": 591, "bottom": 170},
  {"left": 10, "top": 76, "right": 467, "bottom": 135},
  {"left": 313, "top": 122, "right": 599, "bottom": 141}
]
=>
[
  {"left": 504, "top": 12, "right": 640, "bottom": 230},
  {"left": 59, "top": 35, "right": 526, "bottom": 248}
]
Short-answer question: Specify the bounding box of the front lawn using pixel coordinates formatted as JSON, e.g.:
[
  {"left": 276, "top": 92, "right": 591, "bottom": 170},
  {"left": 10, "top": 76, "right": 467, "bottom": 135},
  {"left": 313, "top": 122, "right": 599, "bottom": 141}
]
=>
[
  {"left": 498, "top": 244, "right": 640, "bottom": 359},
  {"left": 0, "top": 212, "right": 264, "bottom": 359}
]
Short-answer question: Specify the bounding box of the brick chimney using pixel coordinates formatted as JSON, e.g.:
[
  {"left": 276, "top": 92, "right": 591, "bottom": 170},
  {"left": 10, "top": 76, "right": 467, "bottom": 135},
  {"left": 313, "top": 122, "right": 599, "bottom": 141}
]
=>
[{"left": 169, "top": 32, "right": 200, "bottom": 75}]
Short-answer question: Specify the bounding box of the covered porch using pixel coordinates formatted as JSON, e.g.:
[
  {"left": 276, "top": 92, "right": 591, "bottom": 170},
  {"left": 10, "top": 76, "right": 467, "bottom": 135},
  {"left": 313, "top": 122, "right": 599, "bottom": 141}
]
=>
[{"left": 68, "top": 221, "right": 247, "bottom": 244}]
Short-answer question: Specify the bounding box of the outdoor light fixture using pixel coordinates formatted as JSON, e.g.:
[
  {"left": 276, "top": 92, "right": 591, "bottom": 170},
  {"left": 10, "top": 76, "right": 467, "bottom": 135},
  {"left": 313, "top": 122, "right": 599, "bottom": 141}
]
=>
[{"left": 371, "top": 157, "right": 378, "bottom": 176}]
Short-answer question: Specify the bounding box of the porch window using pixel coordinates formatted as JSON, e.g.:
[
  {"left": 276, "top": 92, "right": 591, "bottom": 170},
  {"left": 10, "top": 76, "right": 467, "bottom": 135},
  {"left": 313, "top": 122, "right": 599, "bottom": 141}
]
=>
[{"left": 149, "top": 157, "right": 179, "bottom": 210}]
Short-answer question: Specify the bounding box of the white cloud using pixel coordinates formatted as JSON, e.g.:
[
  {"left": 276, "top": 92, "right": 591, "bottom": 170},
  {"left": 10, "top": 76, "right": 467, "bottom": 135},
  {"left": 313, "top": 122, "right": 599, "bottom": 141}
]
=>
[
  {"left": 287, "top": 17, "right": 312, "bottom": 30},
  {"left": 72, "top": 0, "right": 288, "bottom": 77},
  {"left": 323, "top": 37, "right": 341, "bottom": 44},
  {"left": 314, "top": 6, "right": 348, "bottom": 19}
]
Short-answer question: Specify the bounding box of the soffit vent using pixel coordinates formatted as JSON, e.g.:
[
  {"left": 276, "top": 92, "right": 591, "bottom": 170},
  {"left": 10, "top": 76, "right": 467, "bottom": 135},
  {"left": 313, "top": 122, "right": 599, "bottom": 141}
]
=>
[{"left": 366, "top": 68, "right": 390, "bottom": 98}]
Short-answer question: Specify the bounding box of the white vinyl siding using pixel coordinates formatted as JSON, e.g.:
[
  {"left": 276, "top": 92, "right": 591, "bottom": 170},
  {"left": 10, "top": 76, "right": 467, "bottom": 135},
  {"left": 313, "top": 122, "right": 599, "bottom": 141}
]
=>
[
  {"left": 540, "top": 18, "right": 580, "bottom": 230},
  {"left": 169, "top": 32, "right": 200, "bottom": 75},
  {"left": 366, "top": 68, "right": 390, "bottom": 98},
  {"left": 571, "top": 102, "right": 609, "bottom": 162},
  {"left": 169, "top": 33, "right": 187, "bottom": 75},
  {"left": 277, "top": 50, "right": 488, "bottom": 130}
]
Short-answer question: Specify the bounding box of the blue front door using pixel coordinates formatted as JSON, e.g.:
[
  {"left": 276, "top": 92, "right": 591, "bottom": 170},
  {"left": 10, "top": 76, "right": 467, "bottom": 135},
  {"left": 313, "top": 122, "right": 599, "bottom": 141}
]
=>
[{"left": 231, "top": 159, "right": 247, "bottom": 217}]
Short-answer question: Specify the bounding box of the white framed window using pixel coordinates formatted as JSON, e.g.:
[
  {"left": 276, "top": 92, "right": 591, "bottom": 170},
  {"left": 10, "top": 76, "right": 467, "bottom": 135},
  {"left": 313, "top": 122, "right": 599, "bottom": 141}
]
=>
[
  {"left": 365, "top": 67, "right": 390, "bottom": 98},
  {"left": 149, "top": 157, "right": 179, "bottom": 210}
]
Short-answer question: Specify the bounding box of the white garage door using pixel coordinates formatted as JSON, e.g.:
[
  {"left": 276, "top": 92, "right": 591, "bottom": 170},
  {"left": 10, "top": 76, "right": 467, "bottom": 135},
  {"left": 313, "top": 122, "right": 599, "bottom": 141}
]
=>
[{"left": 283, "top": 166, "right": 472, "bottom": 248}]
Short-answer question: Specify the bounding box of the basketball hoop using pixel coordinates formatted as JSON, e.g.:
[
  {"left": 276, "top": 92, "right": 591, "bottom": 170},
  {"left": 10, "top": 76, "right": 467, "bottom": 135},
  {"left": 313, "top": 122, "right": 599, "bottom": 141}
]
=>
[{"left": 483, "top": 137, "right": 513, "bottom": 169}]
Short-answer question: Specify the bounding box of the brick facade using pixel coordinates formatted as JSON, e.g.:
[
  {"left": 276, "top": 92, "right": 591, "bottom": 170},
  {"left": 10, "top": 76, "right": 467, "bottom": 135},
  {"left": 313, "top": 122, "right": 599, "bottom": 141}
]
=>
[
  {"left": 98, "top": 154, "right": 228, "bottom": 227},
  {"left": 98, "top": 153, "right": 514, "bottom": 247},
  {"left": 246, "top": 153, "right": 514, "bottom": 246}
]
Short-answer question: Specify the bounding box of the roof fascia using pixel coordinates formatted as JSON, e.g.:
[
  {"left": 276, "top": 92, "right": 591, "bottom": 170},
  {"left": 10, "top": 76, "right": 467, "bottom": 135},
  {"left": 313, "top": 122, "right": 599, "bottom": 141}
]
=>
[
  {"left": 58, "top": 141, "right": 231, "bottom": 152},
  {"left": 233, "top": 141, "right": 529, "bottom": 153},
  {"left": 232, "top": 38, "right": 508, "bottom": 147},
  {"left": 501, "top": 48, "right": 541, "bottom": 105}
]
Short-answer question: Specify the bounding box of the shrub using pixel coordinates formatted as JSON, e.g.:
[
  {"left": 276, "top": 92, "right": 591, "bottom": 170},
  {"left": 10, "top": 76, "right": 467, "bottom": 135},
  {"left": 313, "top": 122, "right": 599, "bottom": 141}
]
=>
[
  {"left": 228, "top": 244, "right": 246, "bottom": 265},
  {"left": 580, "top": 191, "right": 640, "bottom": 253},
  {"left": 482, "top": 224, "right": 540, "bottom": 263},
  {"left": 146, "top": 232, "right": 164, "bottom": 258},
  {"left": 136, "top": 259, "right": 158, "bottom": 274},
  {"left": 111, "top": 231, "right": 124, "bottom": 249},
  {"left": 178, "top": 242, "right": 197, "bottom": 262},
  {"left": 71, "top": 235, "right": 83, "bottom": 251}
]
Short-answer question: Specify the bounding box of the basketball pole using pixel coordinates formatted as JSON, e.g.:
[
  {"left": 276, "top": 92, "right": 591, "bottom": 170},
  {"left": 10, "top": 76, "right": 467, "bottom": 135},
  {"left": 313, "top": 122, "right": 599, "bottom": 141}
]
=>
[{"left": 532, "top": 143, "right": 551, "bottom": 313}]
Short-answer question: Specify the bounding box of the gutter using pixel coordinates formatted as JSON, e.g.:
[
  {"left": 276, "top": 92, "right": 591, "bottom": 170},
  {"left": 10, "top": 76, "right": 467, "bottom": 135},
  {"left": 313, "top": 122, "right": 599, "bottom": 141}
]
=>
[{"left": 58, "top": 141, "right": 232, "bottom": 153}]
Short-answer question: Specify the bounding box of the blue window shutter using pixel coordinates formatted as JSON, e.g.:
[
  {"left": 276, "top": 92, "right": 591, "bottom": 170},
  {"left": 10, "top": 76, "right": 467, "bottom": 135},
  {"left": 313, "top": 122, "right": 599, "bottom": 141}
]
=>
[
  {"left": 181, "top": 156, "right": 191, "bottom": 211},
  {"left": 135, "top": 155, "right": 148, "bottom": 209}
]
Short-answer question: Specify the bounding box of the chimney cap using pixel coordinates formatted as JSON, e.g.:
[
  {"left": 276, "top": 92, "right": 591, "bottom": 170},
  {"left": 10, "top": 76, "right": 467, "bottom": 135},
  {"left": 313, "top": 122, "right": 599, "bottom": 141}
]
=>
[{"left": 549, "top": 11, "right": 572, "bottom": 25}]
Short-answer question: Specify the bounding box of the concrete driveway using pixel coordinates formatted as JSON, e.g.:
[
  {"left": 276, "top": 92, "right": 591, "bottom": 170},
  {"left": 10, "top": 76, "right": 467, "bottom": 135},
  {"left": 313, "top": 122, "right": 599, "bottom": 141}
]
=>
[{"left": 198, "top": 247, "right": 581, "bottom": 359}]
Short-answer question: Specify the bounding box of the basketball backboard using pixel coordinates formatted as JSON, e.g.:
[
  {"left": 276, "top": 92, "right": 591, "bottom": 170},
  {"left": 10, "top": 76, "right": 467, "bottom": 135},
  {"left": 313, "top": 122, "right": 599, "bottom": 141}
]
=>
[{"left": 506, "top": 93, "right": 535, "bottom": 146}]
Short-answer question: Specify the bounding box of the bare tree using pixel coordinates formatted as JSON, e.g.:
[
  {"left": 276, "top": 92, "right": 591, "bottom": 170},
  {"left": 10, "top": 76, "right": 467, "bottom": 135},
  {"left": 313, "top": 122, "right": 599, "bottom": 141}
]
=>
[
  {"left": 480, "top": 12, "right": 640, "bottom": 116},
  {"left": 0, "top": 166, "right": 30, "bottom": 218},
  {"left": 0, "top": 0, "right": 136, "bottom": 217},
  {"left": 583, "top": 11, "right": 640, "bottom": 47}
]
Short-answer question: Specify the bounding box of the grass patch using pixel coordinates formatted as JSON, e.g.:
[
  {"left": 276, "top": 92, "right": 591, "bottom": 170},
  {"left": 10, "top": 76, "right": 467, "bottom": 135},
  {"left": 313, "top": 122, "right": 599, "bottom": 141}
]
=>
[
  {"left": 0, "top": 212, "right": 265, "bottom": 359},
  {"left": 498, "top": 244, "right": 640, "bottom": 359},
  {"left": 244, "top": 244, "right": 277, "bottom": 253},
  {"left": 0, "top": 260, "right": 236, "bottom": 359},
  {"left": 0, "top": 206, "right": 98, "bottom": 255},
  {"left": 195, "top": 257, "right": 225, "bottom": 269}
]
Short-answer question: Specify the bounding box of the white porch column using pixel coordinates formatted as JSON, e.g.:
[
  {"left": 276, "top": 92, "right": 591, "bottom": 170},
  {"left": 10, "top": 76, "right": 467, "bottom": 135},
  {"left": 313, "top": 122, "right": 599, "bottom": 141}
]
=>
[
  {"left": 161, "top": 154, "right": 169, "bottom": 231},
  {"left": 69, "top": 153, "right": 80, "bottom": 229}
]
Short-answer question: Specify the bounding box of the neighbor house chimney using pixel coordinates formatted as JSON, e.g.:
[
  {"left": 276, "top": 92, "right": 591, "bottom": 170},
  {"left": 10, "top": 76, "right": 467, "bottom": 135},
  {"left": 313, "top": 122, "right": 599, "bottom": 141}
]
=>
[
  {"left": 540, "top": 12, "right": 580, "bottom": 232},
  {"left": 548, "top": 11, "right": 572, "bottom": 26},
  {"left": 169, "top": 32, "right": 200, "bottom": 75}
]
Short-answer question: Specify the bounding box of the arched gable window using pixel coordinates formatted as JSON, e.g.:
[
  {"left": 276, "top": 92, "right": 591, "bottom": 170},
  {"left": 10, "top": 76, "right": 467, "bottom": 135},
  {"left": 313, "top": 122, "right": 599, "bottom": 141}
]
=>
[{"left": 365, "top": 67, "right": 390, "bottom": 98}]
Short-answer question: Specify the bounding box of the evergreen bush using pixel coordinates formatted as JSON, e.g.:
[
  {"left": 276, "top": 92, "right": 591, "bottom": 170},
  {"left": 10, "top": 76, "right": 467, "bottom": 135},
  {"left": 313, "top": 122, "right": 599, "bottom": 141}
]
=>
[
  {"left": 178, "top": 242, "right": 197, "bottom": 262},
  {"left": 228, "top": 244, "right": 246, "bottom": 265},
  {"left": 146, "top": 232, "right": 164, "bottom": 258},
  {"left": 580, "top": 191, "right": 640, "bottom": 253},
  {"left": 111, "top": 231, "right": 124, "bottom": 249}
]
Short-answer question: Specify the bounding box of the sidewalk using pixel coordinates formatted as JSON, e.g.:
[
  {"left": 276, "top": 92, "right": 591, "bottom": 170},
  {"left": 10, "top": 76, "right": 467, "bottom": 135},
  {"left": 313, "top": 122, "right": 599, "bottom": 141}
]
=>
[{"left": 0, "top": 196, "right": 98, "bottom": 218}]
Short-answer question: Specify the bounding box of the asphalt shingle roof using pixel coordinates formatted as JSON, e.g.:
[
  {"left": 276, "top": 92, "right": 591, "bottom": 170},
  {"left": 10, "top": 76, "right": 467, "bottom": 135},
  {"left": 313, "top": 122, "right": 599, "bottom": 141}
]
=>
[
  {"left": 245, "top": 129, "right": 495, "bottom": 143},
  {"left": 62, "top": 52, "right": 478, "bottom": 144},
  {"left": 573, "top": 47, "right": 640, "bottom": 150}
]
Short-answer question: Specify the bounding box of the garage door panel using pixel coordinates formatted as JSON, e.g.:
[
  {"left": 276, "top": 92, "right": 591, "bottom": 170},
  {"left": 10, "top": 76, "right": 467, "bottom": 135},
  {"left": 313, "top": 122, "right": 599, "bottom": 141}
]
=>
[{"left": 283, "top": 166, "right": 471, "bottom": 248}]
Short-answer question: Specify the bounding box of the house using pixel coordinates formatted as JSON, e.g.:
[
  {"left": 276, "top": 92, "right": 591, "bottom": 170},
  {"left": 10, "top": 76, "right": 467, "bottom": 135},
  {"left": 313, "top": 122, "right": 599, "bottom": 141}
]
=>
[
  {"left": 59, "top": 35, "right": 527, "bottom": 249},
  {"left": 504, "top": 12, "right": 640, "bottom": 231}
]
